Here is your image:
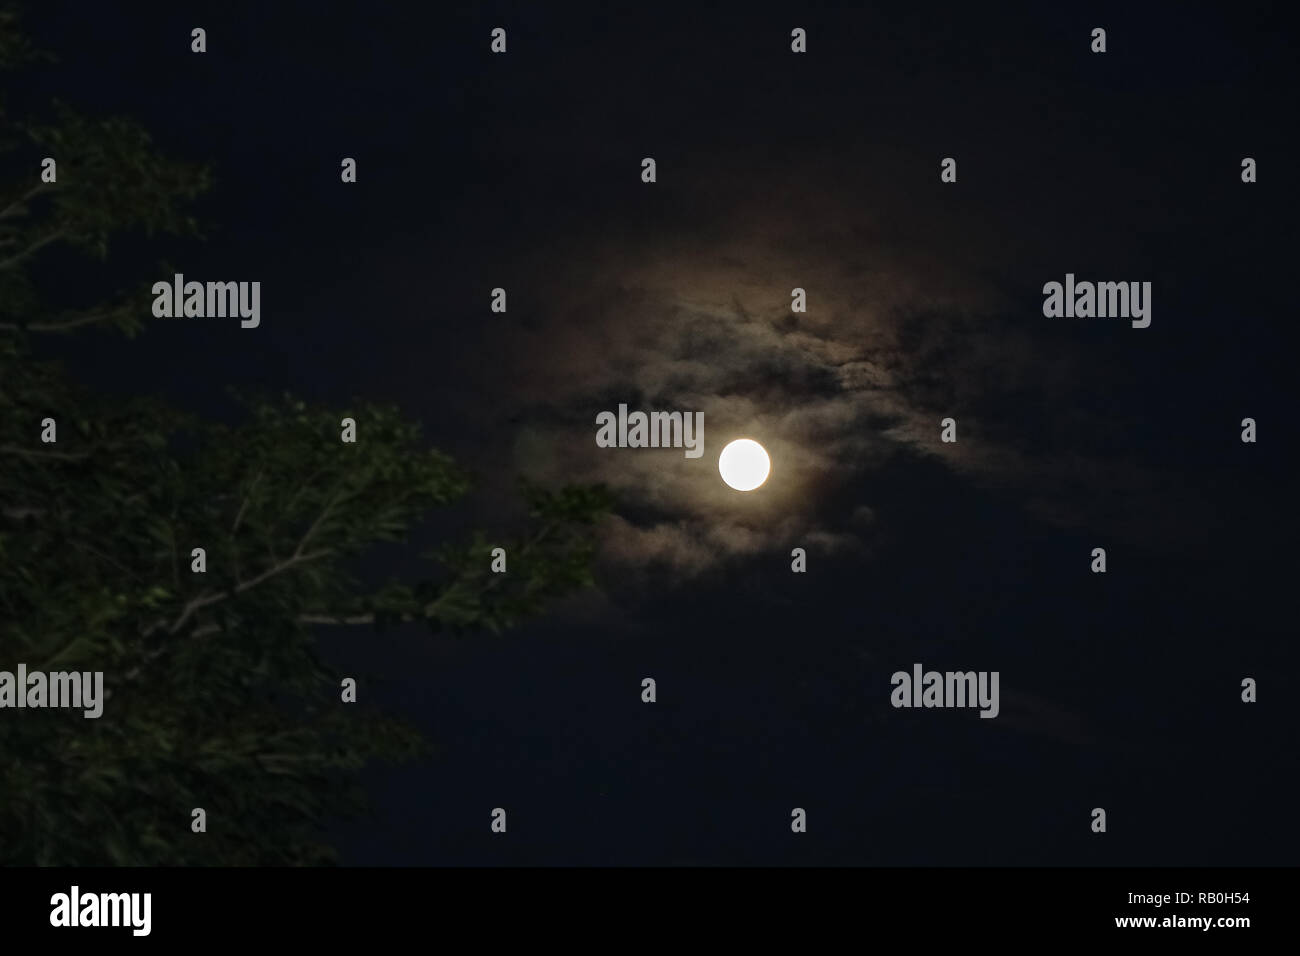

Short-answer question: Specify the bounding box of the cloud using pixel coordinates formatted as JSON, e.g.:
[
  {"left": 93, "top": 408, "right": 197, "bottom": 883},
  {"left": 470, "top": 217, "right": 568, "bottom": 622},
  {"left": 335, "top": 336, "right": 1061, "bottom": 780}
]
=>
[{"left": 487, "top": 152, "right": 1212, "bottom": 580}]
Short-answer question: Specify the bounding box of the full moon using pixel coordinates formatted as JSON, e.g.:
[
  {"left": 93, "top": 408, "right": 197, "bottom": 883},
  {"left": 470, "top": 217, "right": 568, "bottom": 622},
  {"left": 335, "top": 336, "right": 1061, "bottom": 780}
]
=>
[{"left": 718, "top": 438, "right": 771, "bottom": 491}]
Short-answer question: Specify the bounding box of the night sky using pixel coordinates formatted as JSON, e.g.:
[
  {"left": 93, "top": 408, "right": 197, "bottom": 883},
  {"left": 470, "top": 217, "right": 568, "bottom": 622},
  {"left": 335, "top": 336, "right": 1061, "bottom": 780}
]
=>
[{"left": 20, "top": 1, "right": 1296, "bottom": 865}]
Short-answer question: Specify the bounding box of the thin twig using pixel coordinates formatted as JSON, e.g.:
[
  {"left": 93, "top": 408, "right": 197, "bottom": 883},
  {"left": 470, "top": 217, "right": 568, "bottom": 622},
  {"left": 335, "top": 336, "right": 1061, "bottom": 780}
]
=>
[
  {"left": 0, "top": 443, "right": 90, "bottom": 461},
  {"left": 1, "top": 506, "right": 44, "bottom": 520},
  {"left": 0, "top": 228, "right": 67, "bottom": 271},
  {"left": 0, "top": 311, "right": 116, "bottom": 333},
  {"left": 0, "top": 182, "right": 51, "bottom": 221},
  {"left": 71, "top": 540, "right": 142, "bottom": 582},
  {"left": 301, "top": 521, "right": 558, "bottom": 627},
  {"left": 231, "top": 470, "right": 263, "bottom": 534},
  {"left": 293, "top": 484, "right": 351, "bottom": 559}
]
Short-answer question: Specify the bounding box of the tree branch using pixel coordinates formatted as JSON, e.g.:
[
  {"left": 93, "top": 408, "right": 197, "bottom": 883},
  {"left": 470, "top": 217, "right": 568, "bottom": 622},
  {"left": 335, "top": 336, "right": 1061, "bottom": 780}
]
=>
[
  {"left": 301, "top": 521, "right": 559, "bottom": 628},
  {"left": 293, "top": 484, "right": 352, "bottom": 559},
  {"left": 231, "top": 470, "right": 263, "bottom": 534},
  {"left": 168, "top": 520, "right": 180, "bottom": 589},
  {"left": 0, "top": 227, "right": 67, "bottom": 271},
  {"left": 71, "top": 539, "right": 142, "bottom": 582},
  {"left": 0, "top": 443, "right": 90, "bottom": 461},
  {"left": 298, "top": 611, "right": 379, "bottom": 626},
  {"left": 141, "top": 546, "right": 335, "bottom": 641},
  {"left": 2, "top": 506, "right": 44, "bottom": 520},
  {"left": 298, "top": 585, "right": 455, "bottom": 628},
  {"left": 0, "top": 310, "right": 117, "bottom": 333},
  {"left": 233, "top": 548, "right": 333, "bottom": 600},
  {"left": 127, "top": 546, "right": 336, "bottom": 689},
  {"left": 0, "top": 182, "right": 51, "bottom": 221},
  {"left": 271, "top": 465, "right": 328, "bottom": 533}
]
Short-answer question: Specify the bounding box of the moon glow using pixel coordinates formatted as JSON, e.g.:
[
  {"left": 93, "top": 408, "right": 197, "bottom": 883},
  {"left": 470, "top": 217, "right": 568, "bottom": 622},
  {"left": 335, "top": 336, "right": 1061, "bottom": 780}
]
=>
[{"left": 718, "top": 439, "right": 771, "bottom": 491}]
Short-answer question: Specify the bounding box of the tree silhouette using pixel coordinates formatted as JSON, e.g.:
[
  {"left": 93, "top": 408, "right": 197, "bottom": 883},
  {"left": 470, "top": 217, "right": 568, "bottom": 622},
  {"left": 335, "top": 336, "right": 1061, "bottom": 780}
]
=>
[{"left": 0, "top": 6, "right": 611, "bottom": 865}]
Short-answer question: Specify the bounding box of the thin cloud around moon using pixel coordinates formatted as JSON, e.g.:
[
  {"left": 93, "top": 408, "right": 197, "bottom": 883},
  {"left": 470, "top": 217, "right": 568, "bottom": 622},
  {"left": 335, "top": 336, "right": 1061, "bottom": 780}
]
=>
[{"left": 491, "top": 154, "right": 1212, "bottom": 580}]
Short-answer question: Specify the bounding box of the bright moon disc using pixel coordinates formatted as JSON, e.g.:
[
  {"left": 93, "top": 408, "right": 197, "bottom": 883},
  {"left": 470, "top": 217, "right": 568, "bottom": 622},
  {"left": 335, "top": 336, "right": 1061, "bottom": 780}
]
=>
[{"left": 718, "top": 439, "right": 771, "bottom": 491}]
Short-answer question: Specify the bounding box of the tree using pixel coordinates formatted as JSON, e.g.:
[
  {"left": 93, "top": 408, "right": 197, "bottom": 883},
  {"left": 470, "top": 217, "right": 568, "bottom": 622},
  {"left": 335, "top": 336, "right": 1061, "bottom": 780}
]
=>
[{"left": 0, "top": 7, "right": 611, "bottom": 865}]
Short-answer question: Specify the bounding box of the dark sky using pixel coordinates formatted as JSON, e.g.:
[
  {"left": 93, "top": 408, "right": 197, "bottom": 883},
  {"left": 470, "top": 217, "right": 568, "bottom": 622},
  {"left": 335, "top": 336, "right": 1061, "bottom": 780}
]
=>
[{"left": 21, "top": 0, "right": 1297, "bottom": 864}]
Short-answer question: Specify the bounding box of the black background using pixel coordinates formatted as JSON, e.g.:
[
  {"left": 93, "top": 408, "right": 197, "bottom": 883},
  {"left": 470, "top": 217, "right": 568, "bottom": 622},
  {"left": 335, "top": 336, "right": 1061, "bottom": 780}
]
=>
[{"left": 12, "top": 0, "right": 1297, "bottom": 870}]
